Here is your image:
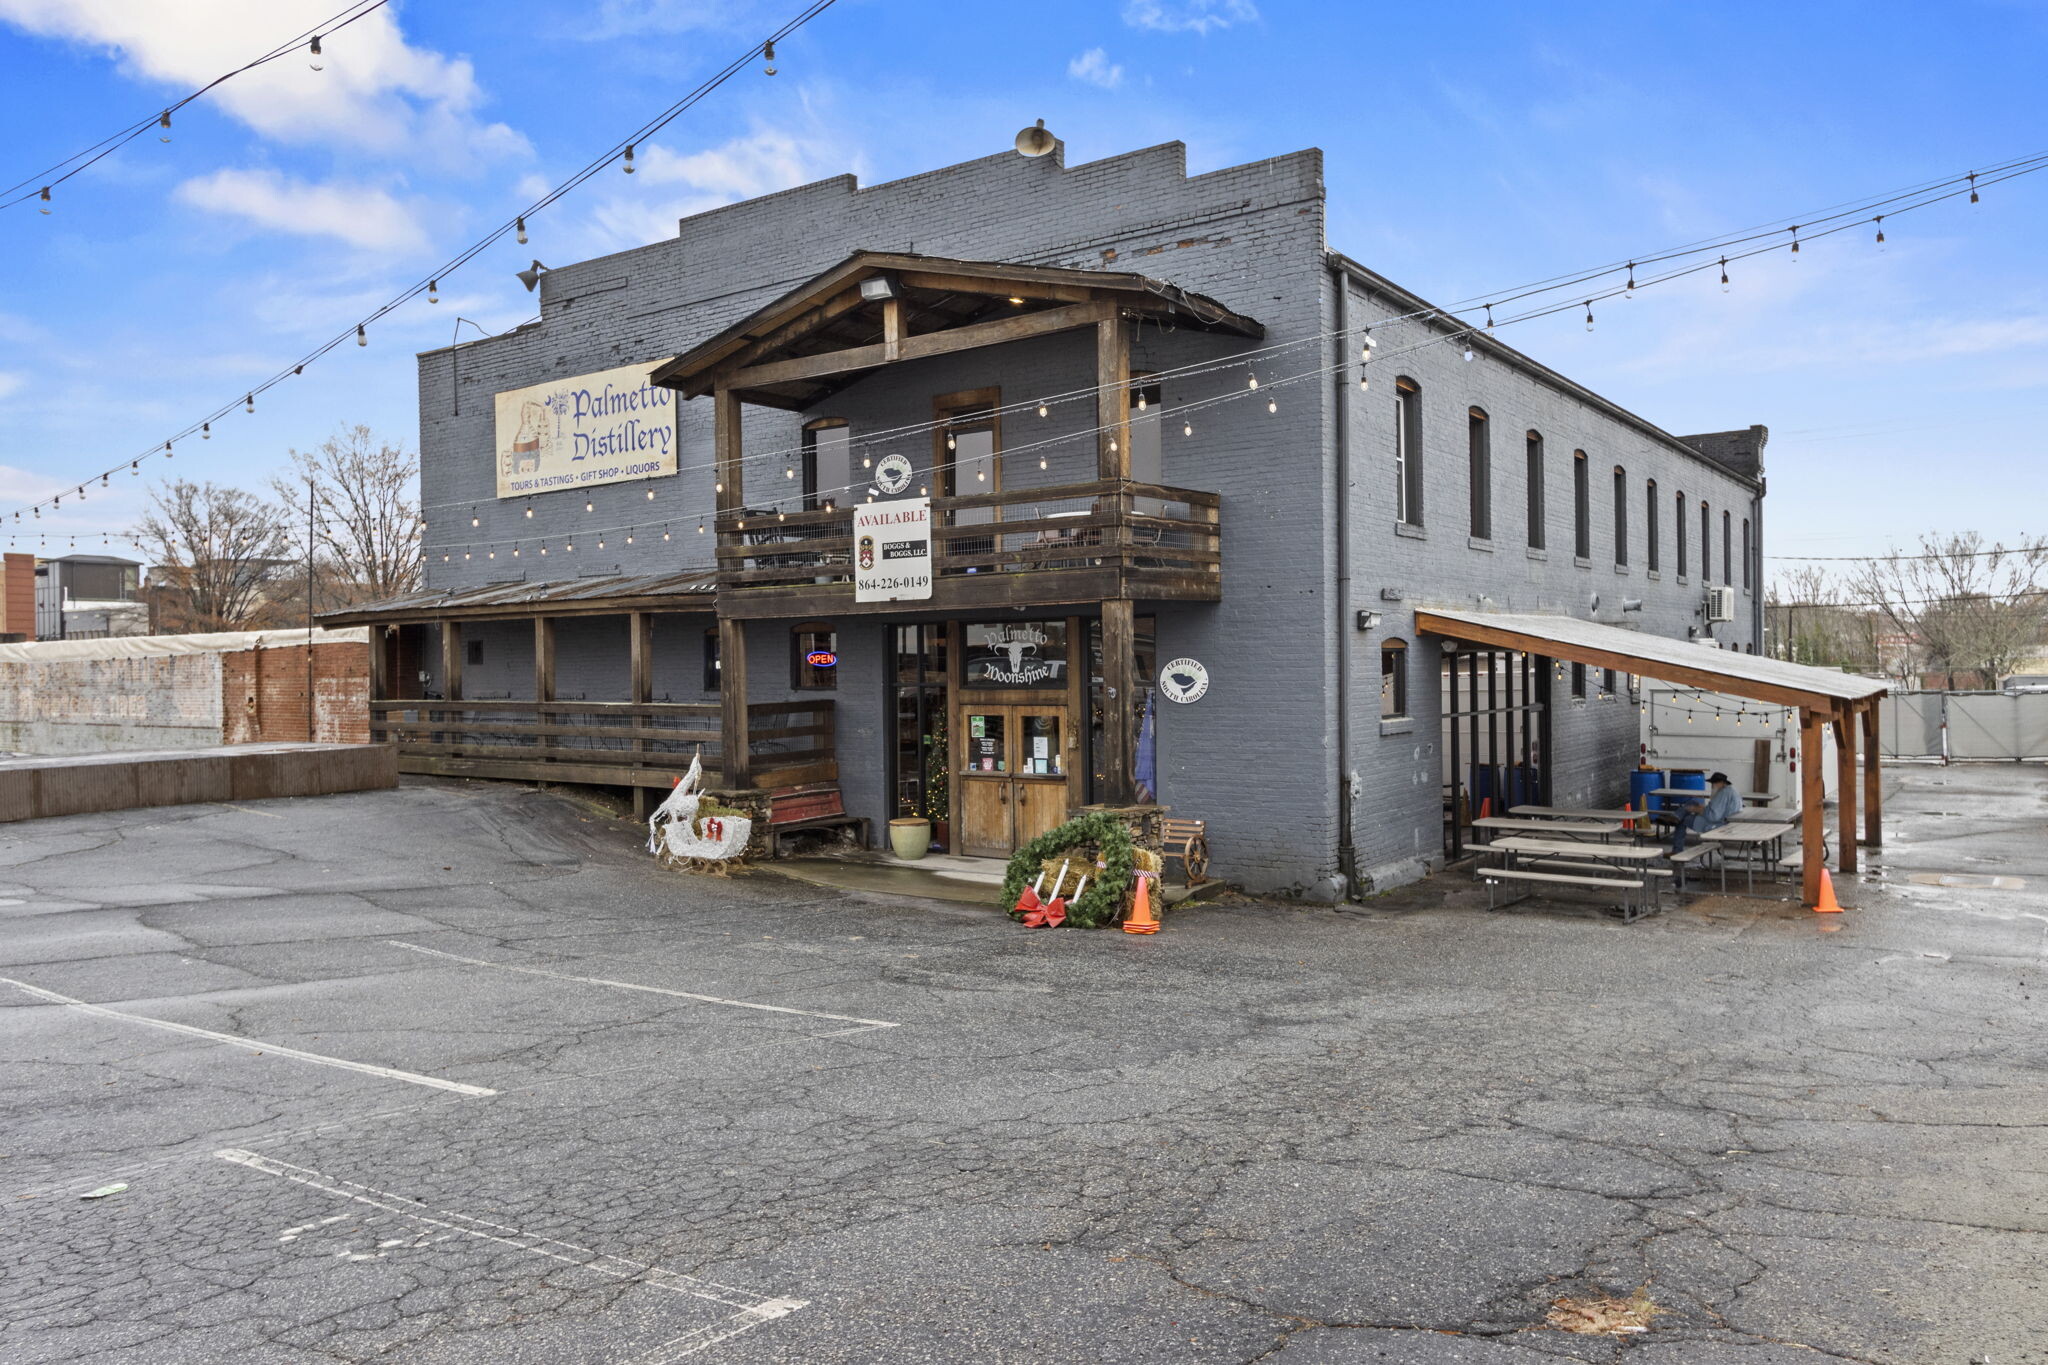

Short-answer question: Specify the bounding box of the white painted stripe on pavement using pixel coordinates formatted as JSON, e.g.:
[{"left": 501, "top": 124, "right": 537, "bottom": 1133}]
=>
[
  {"left": 620, "top": 1298, "right": 809, "bottom": 1363},
  {"left": 387, "top": 940, "right": 901, "bottom": 1033},
  {"left": 2, "top": 977, "right": 496, "bottom": 1097}
]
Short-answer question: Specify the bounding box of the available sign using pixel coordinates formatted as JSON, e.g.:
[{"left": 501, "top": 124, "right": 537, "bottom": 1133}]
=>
[
  {"left": 493, "top": 361, "right": 676, "bottom": 499},
  {"left": 853, "top": 497, "right": 932, "bottom": 603}
]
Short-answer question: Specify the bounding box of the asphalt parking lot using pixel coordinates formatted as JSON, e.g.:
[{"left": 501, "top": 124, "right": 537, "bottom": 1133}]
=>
[{"left": 3, "top": 764, "right": 2044, "bottom": 1364}]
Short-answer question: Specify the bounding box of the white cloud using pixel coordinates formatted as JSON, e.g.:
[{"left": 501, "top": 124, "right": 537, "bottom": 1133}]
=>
[
  {"left": 0, "top": 0, "right": 528, "bottom": 164},
  {"left": 584, "top": 119, "right": 852, "bottom": 252},
  {"left": 0, "top": 372, "right": 24, "bottom": 401},
  {"left": 175, "top": 168, "right": 431, "bottom": 254},
  {"left": 1067, "top": 48, "right": 1125, "bottom": 89},
  {"left": 1122, "top": 0, "right": 1258, "bottom": 34}
]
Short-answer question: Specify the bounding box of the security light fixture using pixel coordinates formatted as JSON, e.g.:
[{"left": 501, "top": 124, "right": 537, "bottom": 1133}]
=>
[
  {"left": 859, "top": 276, "right": 898, "bottom": 302},
  {"left": 517, "top": 260, "right": 550, "bottom": 292}
]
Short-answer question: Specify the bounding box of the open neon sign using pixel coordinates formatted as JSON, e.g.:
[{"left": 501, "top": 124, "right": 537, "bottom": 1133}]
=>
[{"left": 805, "top": 650, "right": 838, "bottom": 669}]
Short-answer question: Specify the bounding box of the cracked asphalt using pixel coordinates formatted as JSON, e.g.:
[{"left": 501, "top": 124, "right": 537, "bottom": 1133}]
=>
[{"left": 2, "top": 763, "right": 2043, "bottom": 1364}]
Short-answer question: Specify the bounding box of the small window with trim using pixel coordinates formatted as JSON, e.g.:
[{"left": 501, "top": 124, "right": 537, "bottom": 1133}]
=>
[
  {"left": 1380, "top": 638, "right": 1408, "bottom": 719},
  {"left": 792, "top": 621, "right": 837, "bottom": 689}
]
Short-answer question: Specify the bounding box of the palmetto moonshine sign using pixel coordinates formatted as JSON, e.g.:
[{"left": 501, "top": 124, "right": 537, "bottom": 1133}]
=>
[{"left": 493, "top": 362, "right": 677, "bottom": 499}]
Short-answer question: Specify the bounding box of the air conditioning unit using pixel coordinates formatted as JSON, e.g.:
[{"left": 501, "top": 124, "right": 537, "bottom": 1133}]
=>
[{"left": 1705, "top": 585, "right": 1736, "bottom": 623}]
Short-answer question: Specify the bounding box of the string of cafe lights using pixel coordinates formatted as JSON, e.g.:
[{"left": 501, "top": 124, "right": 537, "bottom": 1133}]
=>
[
  {"left": 1, "top": 0, "right": 839, "bottom": 529},
  {"left": 1, "top": 0, "right": 393, "bottom": 213},
  {"left": 392, "top": 144, "right": 2048, "bottom": 527},
  {"left": 12, "top": 135, "right": 2045, "bottom": 544}
]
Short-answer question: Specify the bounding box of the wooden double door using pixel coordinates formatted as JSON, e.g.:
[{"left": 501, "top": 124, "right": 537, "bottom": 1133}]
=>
[{"left": 958, "top": 703, "right": 1072, "bottom": 858}]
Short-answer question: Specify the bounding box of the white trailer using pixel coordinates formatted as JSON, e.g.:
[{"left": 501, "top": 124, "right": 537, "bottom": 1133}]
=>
[{"left": 1639, "top": 681, "right": 1834, "bottom": 808}]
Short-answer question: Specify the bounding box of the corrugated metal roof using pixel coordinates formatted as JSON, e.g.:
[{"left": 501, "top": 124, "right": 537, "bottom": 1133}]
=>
[
  {"left": 1416, "top": 608, "right": 1887, "bottom": 706},
  {"left": 317, "top": 569, "right": 717, "bottom": 624}
]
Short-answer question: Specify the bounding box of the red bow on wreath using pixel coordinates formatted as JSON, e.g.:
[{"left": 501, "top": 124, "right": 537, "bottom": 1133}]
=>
[{"left": 703, "top": 817, "right": 723, "bottom": 840}]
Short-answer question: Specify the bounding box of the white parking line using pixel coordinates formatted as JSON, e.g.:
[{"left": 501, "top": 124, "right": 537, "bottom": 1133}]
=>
[
  {"left": 387, "top": 940, "right": 902, "bottom": 1035},
  {"left": 218, "top": 1148, "right": 806, "bottom": 1356},
  {"left": 1, "top": 977, "right": 496, "bottom": 1097}
]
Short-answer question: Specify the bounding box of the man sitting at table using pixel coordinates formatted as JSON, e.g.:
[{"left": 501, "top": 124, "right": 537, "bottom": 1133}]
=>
[{"left": 1667, "top": 773, "right": 1741, "bottom": 856}]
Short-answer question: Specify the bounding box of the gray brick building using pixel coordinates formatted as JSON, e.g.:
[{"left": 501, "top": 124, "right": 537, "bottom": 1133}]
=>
[{"left": 328, "top": 137, "right": 1766, "bottom": 898}]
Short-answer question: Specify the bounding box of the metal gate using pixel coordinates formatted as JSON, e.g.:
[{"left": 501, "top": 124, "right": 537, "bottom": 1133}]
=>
[
  {"left": 1441, "top": 647, "right": 1547, "bottom": 858},
  {"left": 1878, "top": 691, "right": 2048, "bottom": 761}
]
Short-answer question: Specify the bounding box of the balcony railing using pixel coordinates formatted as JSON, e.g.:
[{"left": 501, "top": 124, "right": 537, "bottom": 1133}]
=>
[
  {"left": 714, "top": 479, "right": 1220, "bottom": 597},
  {"left": 370, "top": 699, "right": 834, "bottom": 790}
]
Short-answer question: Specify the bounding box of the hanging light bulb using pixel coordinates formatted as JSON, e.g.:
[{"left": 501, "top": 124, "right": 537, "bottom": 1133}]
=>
[
  {"left": 488, "top": 549, "right": 496, "bottom": 559},
  {"left": 665, "top": 528, "right": 673, "bottom": 541},
  {"left": 1358, "top": 372, "right": 1369, "bottom": 391},
  {"left": 164, "top": 441, "right": 173, "bottom": 459},
  {"left": 1789, "top": 225, "right": 1801, "bottom": 258},
  {"left": 1584, "top": 302, "right": 1594, "bottom": 332},
  {"left": 622, "top": 144, "right": 636, "bottom": 174},
  {"left": 471, "top": 513, "right": 479, "bottom": 527},
  {"left": 442, "top": 553, "right": 449, "bottom": 563},
  {"left": 785, "top": 464, "right": 795, "bottom": 479},
  {"left": 1874, "top": 216, "right": 1886, "bottom": 248},
  {"left": 1247, "top": 374, "right": 1259, "bottom": 390},
  {"left": 202, "top": 422, "right": 211, "bottom": 439},
  {"left": 516, "top": 216, "right": 528, "bottom": 245},
  {"left": 646, "top": 486, "right": 655, "bottom": 500},
  {"left": 1484, "top": 304, "right": 1495, "bottom": 335},
  {"left": 1038, "top": 400, "right": 1048, "bottom": 418},
  {"left": 356, "top": 324, "right": 367, "bottom": 347},
  {"left": 626, "top": 532, "right": 634, "bottom": 544},
  {"left": 763, "top": 39, "right": 777, "bottom": 75},
  {"left": 1183, "top": 420, "right": 1192, "bottom": 437},
  {"left": 1625, "top": 263, "right": 1636, "bottom": 297},
  {"left": 39, "top": 186, "right": 51, "bottom": 214},
  {"left": 585, "top": 497, "right": 593, "bottom": 512},
  {"left": 976, "top": 467, "right": 986, "bottom": 481},
  {"left": 1719, "top": 256, "right": 1730, "bottom": 292},
  {"left": 245, "top": 393, "right": 255, "bottom": 413},
  {"left": 1969, "top": 171, "right": 1979, "bottom": 204},
  {"left": 464, "top": 550, "right": 471, "bottom": 560},
  {"left": 715, "top": 479, "right": 724, "bottom": 493},
  {"left": 1039, "top": 455, "right": 1047, "bottom": 470},
  {"left": 428, "top": 279, "right": 439, "bottom": 304},
  {"left": 777, "top": 510, "right": 786, "bottom": 522},
  {"left": 946, "top": 433, "right": 956, "bottom": 451},
  {"left": 158, "top": 110, "right": 172, "bottom": 142},
  {"left": 130, "top": 461, "right": 139, "bottom": 476},
  {"left": 309, "top": 34, "right": 322, "bottom": 64},
  {"left": 566, "top": 540, "right": 574, "bottom": 551},
  {"left": 1137, "top": 392, "right": 1147, "bottom": 411},
  {"left": 1266, "top": 397, "right": 1277, "bottom": 414},
  {"left": 1361, "top": 328, "right": 1374, "bottom": 358},
  {"left": 919, "top": 485, "right": 928, "bottom": 496},
  {"left": 1462, "top": 340, "right": 1475, "bottom": 362},
  {"left": 512, "top": 546, "right": 520, "bottom": 557},
  {"left": 524, "top": 504, "right": 533, "bottom": 518},
  {"left": 1109, "top": 437, "right": 1117, "bottom": 452}
]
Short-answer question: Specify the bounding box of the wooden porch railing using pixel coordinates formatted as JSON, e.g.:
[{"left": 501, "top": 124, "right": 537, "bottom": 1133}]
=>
[
  {"left": 713, "top": 479, "right": 1220, "bottom": 591},
  {"left": 371, "top": 698, "right": 835, "bottom": 790}
]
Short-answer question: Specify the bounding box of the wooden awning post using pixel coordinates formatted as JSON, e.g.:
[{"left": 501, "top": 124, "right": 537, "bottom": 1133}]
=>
[
  {"left": 1833, "top": 703, "right": 1858, "bottom": 874},
  {"left": 368, "top": 623, "right": 390, "bottom": 702},
  {"left": 629, "top": 611, "right": 653, "bottom": 705},
  {"left": 1861, "top": 699, "right": 1883, "bottom": 847},
  {"left": 718, "top": 616, "right": 751, "bottom": 789},
  {"left": 714, "top": 384, "right": 743, "bottom": 528},
  {"left": 1100, "top": 598, "right": 1138, "bottom": 805},
  {"left": 439, "top": 619, "right": 463, "bottom": 703},
  {"left": 1800, "top": 707, "right": 1826, "bottom": 906}
]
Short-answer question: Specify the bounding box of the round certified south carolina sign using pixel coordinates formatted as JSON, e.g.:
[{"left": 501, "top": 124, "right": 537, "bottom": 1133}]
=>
[
  {"left": 1158, "top": 657, "right": 1209, "bottom": 704},
  {"left": 874, "top": 453, "right": 914, "bottom": 496}
]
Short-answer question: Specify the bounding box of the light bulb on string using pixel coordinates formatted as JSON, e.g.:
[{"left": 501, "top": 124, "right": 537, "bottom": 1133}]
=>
[
  {"left": 1183, "top": 420, "right": 1192, "bottom": 437},
  {"left": 585, "top": 497, "right": 593, "bottom": 512},
  {"left": 622, "top": 144, "right": 636, "bottom": 175},
  {"left": 158, "top": 110, "right": 172, "bottom": 142},
  {"left": 861, "top": 453, "right": 872, "bottom": 468},
  {"left": 202, "top": 422, "right": 210, "bottom": 439},
  {"left": 946, "top": 433, "right": 956, "bottom": 451},
  {"left": 357, "top": 324, "right": 367, "bottom": 347},
  {"left": 1360, "top": 329, "right": 1373, "bottom": 358},
  {"left": 626, "top": 532, "right": 634, "bottom": 543},
  {"left": 488, "top": 549, "right": 496, "bottom": 559},
  {"left": 1583, "top": 302, "right": 1594, "bottom": 332},
  {"left": 428, "top": 280, "right": 439, "bottom": 304},
  {"left": 1484, "top": 303, "right": 1495, "bottom": 335},
  {"left": 1358, "top": 371, "right": 1369, "bottom": 391},
  {"left": 1719, "top": 256, "right": 1730, "bottom": 292},
  {"left": 1038, "top": 401, "right": 1048, "bottom": 418},
  {"left": 38, "top": 187, "right": 51, "bottom": 214},
  {"left": 785, "top": 464, "right": 795, "bottom": 479},
  {"left": 164, "top": 441, "right": 173, "bottom": 459},
  {"left": 471, "top": 513, "right": 479, "bottom": 527},
  {"left": 645, "top": 487, "right": 655, "bottom": 501},
  {"left": 308, "top": 34, "right": 322, "bottom": 66},
  {"left": 1247, "top": 374, "right": 1259, "bottom": 391},
  {"left": 1874, "top": 216, "right": 1886, "bottom": 248},
  {"left": 1137, "top": 392, "right": 1147, "bottom": 411},
  {"left": 1462, "top": 338, "right": 1474, "bottom": 362},
  {"left": 245, "top": 394, "right": 255, "bottom": 413},
  {"left": 516, "top": 216, "right": 528, "bottom": 245},
  {"left": 1266, "top": 396, "right": 1277, "bottom": 414},
  {"left": 524, "top": 503, "right": 533, "bottom": 518},
  {"left": 1789, "top": 225, "right": 1800, "bottom": 258},
  {"left": 1625, "top": 263, "right": 1636, "bottom": 297},
  {"left": 762, "top": 39, "right": 776, "bottom": 75},
  {"left": 1969, "top": 171, "right": 1979, "bottom": 204},
  {"left": 665, "top": 527, "right": 673, "bottom": 541},
  {"left": 1039, "top": 455, "right": 1047, "bottom": 470},
  {"left": 597, "top": 537, "right": 604, "bottom": 549}
]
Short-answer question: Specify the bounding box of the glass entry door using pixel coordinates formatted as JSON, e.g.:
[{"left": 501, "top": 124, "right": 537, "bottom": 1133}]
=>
[
  {"left": 959, "top": 704, "right": 1069, "bottom": 858},
  {"left": 890, "top": 625, "right": 949, "bottom": 847}
]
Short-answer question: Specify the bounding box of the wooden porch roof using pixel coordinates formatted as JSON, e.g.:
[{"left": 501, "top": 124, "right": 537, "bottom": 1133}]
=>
[
  {"left": 317, "top": 569, "right": 718, "bottom": 627},
  {"left": 649, "top": 251, "right": 1263, "bottom": 411}
]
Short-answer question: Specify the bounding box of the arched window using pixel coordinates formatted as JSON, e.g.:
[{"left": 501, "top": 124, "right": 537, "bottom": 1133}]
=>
[
  {"left": 1394, "top": 378, "right": 1423, "bottom": 525},
  {"left": 1700, "top": 500, "right": 1712, "bottom": 582},
  {"left": 1722, "top": 510, "right": 1734, "bottom": 587},
  {"left": 1612, "top": 464, "right": 1628, "bottom": 565},
  {"left": 1742, "top": 517, "right": 1753, "bottom": 591},
  {"left": 1676, "top": 491, "right": 1688, "bottom": 577},
  {"left": 1467, "top": 407, "right": 1491, "bottom": 539},
  {"left": 1380, "top": 638, "right": 1408, "bottom": 718},
  {"left": 1524, "top": 431, "right": 1545, "bottom": 549},
  {"left": 1646, "top": 478, "right": 1660, "bottom": 571},
  {"left": 1572, "top": 451, "right": 1591, "bottom": 560}
]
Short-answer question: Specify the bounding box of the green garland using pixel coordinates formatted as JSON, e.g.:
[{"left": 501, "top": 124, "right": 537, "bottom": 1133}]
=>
[{"left": 1000, "top": 811, "right": 1136, "bottom": 929}]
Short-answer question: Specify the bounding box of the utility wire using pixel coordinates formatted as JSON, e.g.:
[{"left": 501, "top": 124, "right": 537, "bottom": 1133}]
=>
[{"left": 0, "top": 0, "right": 392, "bottom": 210}]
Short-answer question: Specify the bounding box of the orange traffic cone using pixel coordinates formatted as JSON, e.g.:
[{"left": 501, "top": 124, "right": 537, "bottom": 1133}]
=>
[
  {"left": 1814, "top": 868, "right": 1845, "bottom": 914},
  {"left": 1477, "top": 796, "right": 1492, "bottom": 820},
  {"left": 1124, "top": 872, "right": 1160, "bottom": 935}
]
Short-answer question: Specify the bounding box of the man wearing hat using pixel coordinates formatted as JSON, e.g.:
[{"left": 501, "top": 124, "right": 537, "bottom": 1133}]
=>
[{"left": 1668, "top": 772, "right": 1742, "bottom": 856}]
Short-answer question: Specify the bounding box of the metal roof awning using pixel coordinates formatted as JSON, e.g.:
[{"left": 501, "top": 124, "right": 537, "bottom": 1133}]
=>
[
  {"left": 317, "top": 569, "right": 718, "bottom": 627},
  {"left": 1414, "top": 608, "right": 1887, "bottom": 712}
]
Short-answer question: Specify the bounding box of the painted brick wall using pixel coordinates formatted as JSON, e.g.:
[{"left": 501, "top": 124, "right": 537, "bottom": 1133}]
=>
[{"left": 0, "top": 652, "right": 223, "bottom": 754}]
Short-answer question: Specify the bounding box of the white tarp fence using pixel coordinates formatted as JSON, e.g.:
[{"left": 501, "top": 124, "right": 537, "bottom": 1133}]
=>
[
  {"left": 1878, "top": 692, "right": 2048, "bottom": 761},
  {"left": 0, "top": 627, "right": 367, "bottom": 665}
]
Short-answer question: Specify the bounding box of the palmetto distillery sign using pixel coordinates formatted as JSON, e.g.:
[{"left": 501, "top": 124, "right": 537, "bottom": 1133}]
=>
[{"left": 492, "top": 362, "right": 677, "bottom": 499}]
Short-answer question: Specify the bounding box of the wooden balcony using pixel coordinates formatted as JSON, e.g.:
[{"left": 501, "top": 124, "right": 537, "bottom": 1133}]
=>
[
  {"left": 714, "top": 479, "right": 1220, "bottom": 617},
  {"left": 370, "top": 698, "right": 834, "bottom": 790}
]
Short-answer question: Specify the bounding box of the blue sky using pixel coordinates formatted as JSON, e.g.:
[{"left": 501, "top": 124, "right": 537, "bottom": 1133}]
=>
[{"left": 2, "top": 0, "right": 2044, "bottom": 575}]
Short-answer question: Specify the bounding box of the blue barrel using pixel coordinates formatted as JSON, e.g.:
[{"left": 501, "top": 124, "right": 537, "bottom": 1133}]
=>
[
  {"left": 1669, "top": 770, "right": 1706, "bottom": 812},
  {"left": 1629, "top": 769, "right": 1665, "bottom": 815}
]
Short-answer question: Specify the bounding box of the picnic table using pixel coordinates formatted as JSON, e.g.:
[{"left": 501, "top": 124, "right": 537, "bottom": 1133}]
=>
[
  {"left": 1470, "top": 817, "right": 1622, "bottom": 843},
  {"left": 1481, "top": 836, "right": 1670, "bottom": 921},
  {"left": 1701, "top": 821, "right": 1798, "bottom": 893},
  {"left": 1508, "top": 805, "right": 1641, "bottom": 820}
]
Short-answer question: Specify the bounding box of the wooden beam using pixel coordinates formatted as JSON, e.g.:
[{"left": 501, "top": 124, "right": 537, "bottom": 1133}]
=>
[
  {"left": 1096, "top": 312, "right": 1130, "bottom": 481},
  {"left": 1801, "top": 708, "right": 1826, "bottom": 908},
  {"left": 1101, "top": 598, "right": 1137, "bottom": 805},
  {"left": 718, "top": 616, "right": 750, "bottom": 789},
  {"left": 1413, "top": 611, "right": 1839, "bottom": 712},
  {"left": 721, "top": 286, "right": 868, "bottom": 380},
  {"left": 895, "top": 270, "right": 1096, "bottom": 304},
  {"left": 881, "top": 295, "right": 903, "bottom": 362},
  {"left": 725, "top": 300, "right": 1112, "bottom": 391},
  {"left": 714, "top": 386, "right": 743, "bottom": 519},
  {"left": 1833, "top": 704, "right": 1858, "bottom": 874},
  {"left": 629, "top": 611, "right": 653, "bottom": 705},
  {"left": 439, "top": 619, "right": 462, "bottom": 703},
  {"left": 368, "top": 623, "right": 390, "bottom": 702},
  {"left": 533, "top": 617, "right": 555, "bottom": 703},
  {"left": 1861, "top": 698, "right": 1883, "bottom": 848}
]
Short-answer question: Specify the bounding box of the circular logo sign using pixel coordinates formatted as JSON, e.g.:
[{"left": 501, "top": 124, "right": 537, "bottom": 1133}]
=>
[
  {"left": 1158, "top": 657, "right": 1209, "bottom": 704},
  {"left": 874, "top": 453, "right": 914, "bottom": 496}
]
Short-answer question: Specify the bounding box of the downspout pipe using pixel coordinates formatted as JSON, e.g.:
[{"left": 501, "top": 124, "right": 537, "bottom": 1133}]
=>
[{"left": 1331, "top": 263, "right": 1359, "bottom": 898}]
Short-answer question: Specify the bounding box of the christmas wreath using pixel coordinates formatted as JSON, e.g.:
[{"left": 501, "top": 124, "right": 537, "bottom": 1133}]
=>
[{"left": 1001, "top": 811, "right": 1137, "bottom": 929}]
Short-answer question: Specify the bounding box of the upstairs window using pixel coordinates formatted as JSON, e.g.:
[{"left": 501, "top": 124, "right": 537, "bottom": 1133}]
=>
[
  {"left": 1700, "top": 500, "right": 1712, "bottom": 583},
  {"left": 1723, "top": 511, "right": 1734, "bottom": 587},
  {"left": 1676, "top": 491, "right": 1688, "bottom": 577},
  {"left": 1525, "top": 431, "right": 1545, "bottom": 549},
  {"left": 1380, "top": 639, "right": 1408, "bottom": 718},
  {"left": 1467, "top": 407, "right": 1491, "bottom": 539},
  {"left": 1571, "top": 661, "right": 1587, "bottom": 698},
  {"left": 802, "top": 419, "right": 850, "bottom": 511},
  {"left": 1572, "top": 451, "right": 1591, "bottom": 560},
  {"left": 1646, "top": 479, "right": 1660, "bottom": 571},
  {"left": 1394, "top": 378, "right": 1423, "bottom": 526},
  {"left": 1612, "top": 465, "right": 1628, "bottom": 565},
  {"left": 1742, "top": 517, "right": 1753, "bottom": 591}
]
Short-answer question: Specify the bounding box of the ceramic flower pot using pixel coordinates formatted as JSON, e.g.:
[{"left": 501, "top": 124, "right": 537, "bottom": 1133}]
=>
[{"left": 889, "top": 817, "right": 932, "bottom": 860}]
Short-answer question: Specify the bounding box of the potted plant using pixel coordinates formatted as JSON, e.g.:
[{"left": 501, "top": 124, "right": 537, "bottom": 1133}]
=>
[{"left": 889, "top": 816, "right": 932, "bottom": 860}]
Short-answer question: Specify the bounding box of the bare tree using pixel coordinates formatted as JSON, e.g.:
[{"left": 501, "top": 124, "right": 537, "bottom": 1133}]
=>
[
  {"left": 136, "top": 480, "right": 296, "bottom": 632},
  {"left": 272, "top": 425, "right": 422, "bottom": 609},
  {"left": 1843, "top": 533, "right": 2048, "bottom": 688},
  {"left": 1765, "top": 565, "right": 1875, "bottom": 669}
]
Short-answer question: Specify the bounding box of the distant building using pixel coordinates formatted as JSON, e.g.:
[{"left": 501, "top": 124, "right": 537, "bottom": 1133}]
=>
[
  {"left": 34, "top": 554, "right": 143, "bottom": 641},
  {"left": 0, "top": 552, "right": 34, "bottom": 642}
]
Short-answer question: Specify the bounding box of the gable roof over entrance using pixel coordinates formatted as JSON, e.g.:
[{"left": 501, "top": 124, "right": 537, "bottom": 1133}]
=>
[
  {"left": 1415, "top": 608, "right": 1887, "bottom": 712},
  {"left": 649, "top": 250, "right": 1263, "bottom": 411}
]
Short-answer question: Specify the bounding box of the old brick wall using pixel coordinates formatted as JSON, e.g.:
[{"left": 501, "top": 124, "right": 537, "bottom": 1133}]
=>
[
  {"left": 220, "top": 641, "right": 371, "bottom": 745},
  {"left": 0, "top": 553, "right": 34, "bottom": 640},
  {"left": 0, "top": 652, "right": 224, "bottom": 754}
]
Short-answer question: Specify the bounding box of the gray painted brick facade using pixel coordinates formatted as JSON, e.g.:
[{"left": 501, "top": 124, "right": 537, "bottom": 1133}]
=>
[{"left": 411, "top": 139, "right": 1762, "bottom": 897}]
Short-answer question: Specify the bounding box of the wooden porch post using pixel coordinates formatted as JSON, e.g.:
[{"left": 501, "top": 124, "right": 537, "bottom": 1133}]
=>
[
  {"left": 439, "top": 619, "right": 463, "bottom": 702},
  {"left": 718, "top": 616, "right": 751, "bottom": 789},
  {"left": 1833, "top": 703, "right": 1858, "bottom": 874},
  {"left": 1800, "top": 707, "right": 1826, "bottom": 907},
  {"left": 630, "top": 611, "right": 654, "bottom": 817},
  {"left": 533, "top": 617, "right": 555, "bottom": 761},
  {"left": 714, "top": 384, "right": 743, "bottom": 531},
  {"left": 367, "top": 623, "right": 390, "bottom": 742},
  {"left": 1101, "top": 598, "right": 1137, "bottom": 805},
  {"left": 1861, "top": 698, "right": 1883, "bottom": 848},
  {"left": 1096, "top": 312, "right": 1132, "bottom": 562}
]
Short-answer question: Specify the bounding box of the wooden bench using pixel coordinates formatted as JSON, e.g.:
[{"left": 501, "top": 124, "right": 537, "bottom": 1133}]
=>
[
  {"left": 763, "top": 783, "right": 870, "bottom": 858},
  {"left": 1160, "top": 817, "right": 1210, "bottom": 885},
  {"left": 1478, "top": 866, "right": 1650, "bottom": 921}
]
